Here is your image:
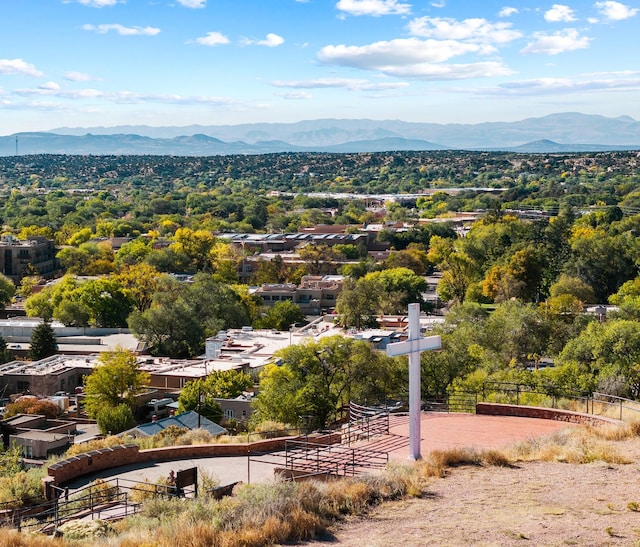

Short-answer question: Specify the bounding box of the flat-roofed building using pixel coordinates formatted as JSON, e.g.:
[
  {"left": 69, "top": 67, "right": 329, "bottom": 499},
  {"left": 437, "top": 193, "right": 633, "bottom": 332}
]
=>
[
  {"left": 0, "top": 236, "right": 59, "bottom": 281},
  {"left": 255, "top": 275, "right": 343, "bottom": 314}
]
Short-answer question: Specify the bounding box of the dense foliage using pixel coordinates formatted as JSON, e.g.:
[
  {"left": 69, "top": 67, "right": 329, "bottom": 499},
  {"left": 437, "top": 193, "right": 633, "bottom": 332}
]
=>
[{"left": 3, "top": 150, "right": 640, "bottom": 423}]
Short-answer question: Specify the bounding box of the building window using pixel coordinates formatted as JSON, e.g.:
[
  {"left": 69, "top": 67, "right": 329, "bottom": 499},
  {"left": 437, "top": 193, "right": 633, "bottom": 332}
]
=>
[{"left": 225, "top": 409, "right": 235, "bottom": 419}]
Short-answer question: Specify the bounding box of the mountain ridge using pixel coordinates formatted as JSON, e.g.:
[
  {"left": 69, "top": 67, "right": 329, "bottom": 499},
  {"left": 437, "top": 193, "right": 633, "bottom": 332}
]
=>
[{"left": 2, "top": 113, "right": 640, "bottom": 155}]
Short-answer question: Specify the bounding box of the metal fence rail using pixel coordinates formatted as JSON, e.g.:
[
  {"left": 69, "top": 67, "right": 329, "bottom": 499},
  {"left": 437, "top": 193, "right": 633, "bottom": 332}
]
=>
[
  {"left": 477, "top": 382, "right": 640, "bottom": 422},
  {"left": 344, "top": 401, "right": 391, "bottom": 445},
  {"left": 6, "top": 476, "right": 193, "bottom": 534},
  {"left": 284, "top": 439, "right": 388, "bottom": 478}
]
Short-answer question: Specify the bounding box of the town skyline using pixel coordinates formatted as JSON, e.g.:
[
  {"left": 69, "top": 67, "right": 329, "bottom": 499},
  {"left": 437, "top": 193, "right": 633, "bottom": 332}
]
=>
[{"left": 1, "top": 0, "right": 639, "bottom": 135}]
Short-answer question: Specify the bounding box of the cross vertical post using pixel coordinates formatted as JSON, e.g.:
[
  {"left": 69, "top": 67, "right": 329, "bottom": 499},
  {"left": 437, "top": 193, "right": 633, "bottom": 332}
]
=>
[{"left": 386, "top": 303, "right": 441, "bottom": 460}]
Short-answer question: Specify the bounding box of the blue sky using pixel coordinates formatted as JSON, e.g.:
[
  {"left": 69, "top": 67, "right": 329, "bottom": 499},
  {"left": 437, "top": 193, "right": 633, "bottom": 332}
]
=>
[{"left": 1, "top": 0, "right": 639, "bottom": 133}]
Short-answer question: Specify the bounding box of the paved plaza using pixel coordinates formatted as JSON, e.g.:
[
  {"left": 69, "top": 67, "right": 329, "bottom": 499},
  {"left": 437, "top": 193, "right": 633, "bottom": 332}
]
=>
[{"left": 67, "top": 412, "right": 574, "bottom": 491}]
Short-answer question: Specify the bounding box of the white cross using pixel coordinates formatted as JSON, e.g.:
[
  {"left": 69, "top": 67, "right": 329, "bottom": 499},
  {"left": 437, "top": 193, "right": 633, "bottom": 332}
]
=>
[{"left": 386, "top": 303, "right": 441, "bottom": 460}]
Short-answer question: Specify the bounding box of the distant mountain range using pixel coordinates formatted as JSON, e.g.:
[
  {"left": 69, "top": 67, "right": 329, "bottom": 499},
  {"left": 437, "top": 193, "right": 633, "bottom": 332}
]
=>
[{"left": 2, "top": 113, "right": 640, "bottom": 156}]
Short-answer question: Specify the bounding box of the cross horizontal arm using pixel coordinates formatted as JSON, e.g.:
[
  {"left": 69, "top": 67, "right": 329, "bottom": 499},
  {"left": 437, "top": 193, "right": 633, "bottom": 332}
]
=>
[{"left": 386, "top": 335, "right": 442, "bottom": 357}]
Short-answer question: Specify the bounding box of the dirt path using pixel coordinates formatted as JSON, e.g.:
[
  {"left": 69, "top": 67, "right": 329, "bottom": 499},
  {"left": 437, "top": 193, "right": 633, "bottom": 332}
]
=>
[{"left": 305, "top": 439, "right": 640, "bottom": 546}]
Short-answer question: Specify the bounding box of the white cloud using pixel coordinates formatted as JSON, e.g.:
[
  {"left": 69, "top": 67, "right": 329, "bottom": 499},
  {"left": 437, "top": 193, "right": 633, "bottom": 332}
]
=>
[
  {"left": 544, "top": 4, "right": 577, "bottom": 22},
  {"left": 177, "top": 0, "right": 206, "bottom": 7},
  {"left": 39, "top": 82, "right": 61, "bottom": 91},
  {"left": 64, "top": 71, "right": 101, "bottom": 82},
  {"left": 498, "top": 6, "right": 518, "bottom": 17},
  {"left": 521, "top": 29, "right": 591, "bottom": 55},
  {"left": 276, "top": 91, "right": 313, "bottom": 99},
  {"left": 320, "top": 38, "right": 484, "bottom": 67},
  {"left": 10, "top": 85, "right": 243, "bottom": 107},
  {"left": 243, "top": 33, "right": 285, "bottom": 47},
  {"left": 318, "top": 39, "right": 512, "bottom": 79},
  {"left": 75, "top": 0, "right": 118, "bottom": 6},
  {"left": 272, "top": 77, "right": 409, "bottom": 91},
  {"left": 0, "top": 59, "right": 43, "bottom": 77},
  {"left": 476, "top": 71, "right": 640, "bottom": 95},
  {"left": 82, "top": 24, "right": 161, "bottom": 36},
  {"left": 194, "top": 32, "right": 230, "bottom": 46},
  {"left": 594, "top": 1, "right": 639, "bottom": 20},
  {"left": 408, "top": 16, "right": 522, "bottom": 43},
  {"left": 336, "top": 0, "right": 412, "bottom": 17},
  {"left": 430, "top": 1, "right": 445, "bottom": 7}
]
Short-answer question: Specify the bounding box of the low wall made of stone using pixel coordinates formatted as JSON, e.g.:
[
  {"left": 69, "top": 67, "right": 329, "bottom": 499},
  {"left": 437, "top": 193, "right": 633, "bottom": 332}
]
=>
[
  {"left": 476, "top": 402, "right": 621, "bottom": 425},
  {"left": 47, "top": 432, "right": 342, "bottom": 486}
]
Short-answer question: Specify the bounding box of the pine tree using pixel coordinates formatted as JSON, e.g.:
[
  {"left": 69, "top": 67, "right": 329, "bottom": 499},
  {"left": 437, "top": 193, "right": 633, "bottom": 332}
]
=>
[
  {"left": 0, "top": 335, "right": 12, "bottom": 364},
  {"left": 29, "top": 321, "right": 57, "bottom": 360}
]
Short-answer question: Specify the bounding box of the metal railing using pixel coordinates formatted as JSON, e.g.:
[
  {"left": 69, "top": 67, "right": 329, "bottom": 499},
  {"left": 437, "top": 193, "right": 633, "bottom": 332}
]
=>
[
  {"left": 5, "top": 476, "right": 194, "bottom": 534},
  {"left": 284, "top": 438, "right": 388, "bottom": 478},
  {"left": 477, "top": 382, "right": 640, "bottom": 422},
  {"left": 344, "top": 401, "right": 391, "bottom": 445}
]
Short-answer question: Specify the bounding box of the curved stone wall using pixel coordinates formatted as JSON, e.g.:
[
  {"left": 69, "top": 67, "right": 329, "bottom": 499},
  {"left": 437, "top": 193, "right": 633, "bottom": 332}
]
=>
[
  {"left": 46, "top": 433, "right": 341, "bottom": 487},
  {"left": 476, "top": 402, "right": 622, "bottom": 425}
]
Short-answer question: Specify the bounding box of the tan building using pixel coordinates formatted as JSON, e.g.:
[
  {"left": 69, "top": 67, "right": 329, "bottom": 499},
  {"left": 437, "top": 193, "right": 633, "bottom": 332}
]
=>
[
  {"left": 255, "top": 275, "right": 343, "bottom": 314},
  {"left": 2, "top": 414, "right": 77, "bottom": 459},
  {"left": 0, "top": 236, "right": 59, "bottom": 281}
]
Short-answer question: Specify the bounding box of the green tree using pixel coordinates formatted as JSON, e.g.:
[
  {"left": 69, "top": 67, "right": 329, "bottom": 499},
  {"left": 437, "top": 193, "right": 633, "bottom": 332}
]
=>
[
  {"left": 481, "top": 300, "right": 550, "bottom": 368},
  {"left": 83, "top": 348, "right": 151, "bottom": 419},
  {"left": 177, "top": 379, "right": 223, "bottom": 423},
  {"left": 335, "top": 277, "right": 381, "bottom": 329},
  {"left": 255, "top": 300, "right": 305, "bottom": 331},
  {"left": 129, "top": 274, "right": 250, "bottom": 358},
  {"left": 253, "top": 336, "right": 403, "bottom": 428},
  {"left": 29, "top": 321, "right": 57, "bottom": 360},
  {"left": 177, "top": 370, "right": 251, "bottom": 424},
  {"left": 95, "top": 404, "right": 136, "bottom": 435},
  {"left": 550, "top": 274, "right": 596, "bottom": 304},
  {"left": 0, "top": 335, "right": 13, "bottom": 365},
  {"left": 78, "top": 278, "right": 132, "bottom": 327},
  {"left": 0, "top": 275, "right": 15, "bottom": 308},
  {"left": 364, "top": 268, "right": 428, "bottom": 312}
]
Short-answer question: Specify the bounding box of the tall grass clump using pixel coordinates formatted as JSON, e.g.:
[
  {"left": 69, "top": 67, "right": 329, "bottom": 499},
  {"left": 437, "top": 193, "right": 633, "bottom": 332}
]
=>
[
  {"left": 0, "top": 528, "right": 66, "bottom": 546},
  {"left": 508, "top": 425, "right": 630, "bottom": 464}
]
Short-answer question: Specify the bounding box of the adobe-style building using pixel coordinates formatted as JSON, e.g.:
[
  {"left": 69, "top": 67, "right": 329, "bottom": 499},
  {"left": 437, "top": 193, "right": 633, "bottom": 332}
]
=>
[
  {"left": 1, "top": 414, "right": 77, "bottom": 459},
  {"left": 255, "top": 275, "right": 343, "bottom": 314},
  {"left": 0, "top": 235, "right": 59, "bottom": 281}
]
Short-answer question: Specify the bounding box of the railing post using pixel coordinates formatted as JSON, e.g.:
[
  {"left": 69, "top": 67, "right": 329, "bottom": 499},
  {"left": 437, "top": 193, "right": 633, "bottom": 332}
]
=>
[{"left": 620, "top": 400, "right": 623, "bottom": 421}]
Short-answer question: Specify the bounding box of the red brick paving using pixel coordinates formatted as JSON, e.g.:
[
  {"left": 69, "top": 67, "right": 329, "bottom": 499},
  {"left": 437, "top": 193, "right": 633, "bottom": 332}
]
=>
[{"left": 358, "top": 413, "right": 574, "bottom": 460}]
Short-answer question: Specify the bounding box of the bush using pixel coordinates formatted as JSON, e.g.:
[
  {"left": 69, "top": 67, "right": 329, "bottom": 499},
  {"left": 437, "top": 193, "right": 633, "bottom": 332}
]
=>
[{"left": 96, "top": 403, "right": 136, "bottom": 435}]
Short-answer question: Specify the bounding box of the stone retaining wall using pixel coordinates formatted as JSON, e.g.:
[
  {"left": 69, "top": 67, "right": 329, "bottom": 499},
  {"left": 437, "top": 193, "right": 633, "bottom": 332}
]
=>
[
  {"left": 476, "top": 402, "right": 621, "bottom": 425},
  {"left": 46, "top": 433, "right": 342, "bottom": 487}
]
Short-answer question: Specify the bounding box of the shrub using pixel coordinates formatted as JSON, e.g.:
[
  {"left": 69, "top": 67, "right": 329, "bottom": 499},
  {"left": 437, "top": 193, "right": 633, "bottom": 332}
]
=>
[
  {"left": 96, "top": 403, "right": 136, "bottom": 435},
  {"left": 130, "top": 477, "right": 173, "bottom": 503}
]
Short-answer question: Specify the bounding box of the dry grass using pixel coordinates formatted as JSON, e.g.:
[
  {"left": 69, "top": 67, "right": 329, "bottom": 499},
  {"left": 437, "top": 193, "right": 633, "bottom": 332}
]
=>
[
  {"left": 0, "top": 529, "right": 66, "bottom": 546},
  {"left": 5, "top": 420, "right": 640, "bottom": 546},
  {"left": 507, "top": 423, "right": 633, "bottom": 464}
]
